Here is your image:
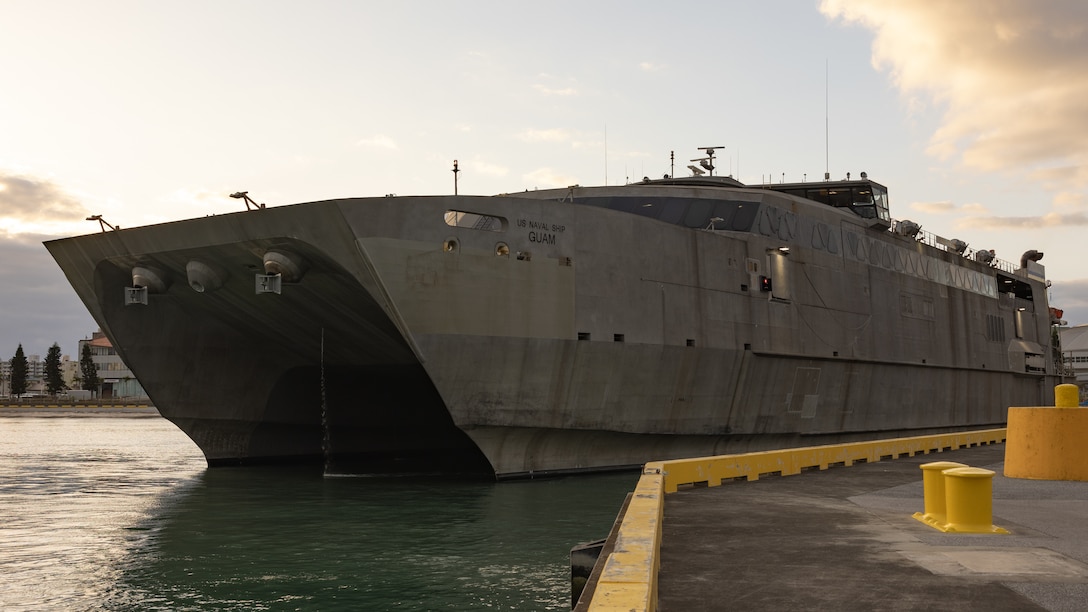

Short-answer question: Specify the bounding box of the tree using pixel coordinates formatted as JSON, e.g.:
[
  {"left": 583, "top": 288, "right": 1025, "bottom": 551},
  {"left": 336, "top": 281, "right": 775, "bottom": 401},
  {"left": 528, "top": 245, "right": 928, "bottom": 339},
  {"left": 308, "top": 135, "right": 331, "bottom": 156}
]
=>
[
  {"left": 44, "top": 343, "right": 65, "bottom": 396},
  {"left": 79, "top": 343, "right": 100, "bottom": 395},
  {"left": 10, "top": 344, "right": 28, "bottom": 397}
]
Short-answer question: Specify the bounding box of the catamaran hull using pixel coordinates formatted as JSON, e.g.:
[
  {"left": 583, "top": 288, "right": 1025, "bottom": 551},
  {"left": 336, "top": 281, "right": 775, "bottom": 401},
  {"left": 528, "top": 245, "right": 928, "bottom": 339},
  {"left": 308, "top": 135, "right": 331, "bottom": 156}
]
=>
[{"left": 45, "top": 186, "right": 1055, "bottom": 477}]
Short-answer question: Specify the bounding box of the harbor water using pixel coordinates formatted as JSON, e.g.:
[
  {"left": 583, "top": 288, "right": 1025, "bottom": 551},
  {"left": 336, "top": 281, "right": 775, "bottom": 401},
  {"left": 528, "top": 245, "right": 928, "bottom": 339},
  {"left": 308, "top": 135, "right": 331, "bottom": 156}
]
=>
[{"left": 0, "top": 416, "right": 637, "bottom": 611}]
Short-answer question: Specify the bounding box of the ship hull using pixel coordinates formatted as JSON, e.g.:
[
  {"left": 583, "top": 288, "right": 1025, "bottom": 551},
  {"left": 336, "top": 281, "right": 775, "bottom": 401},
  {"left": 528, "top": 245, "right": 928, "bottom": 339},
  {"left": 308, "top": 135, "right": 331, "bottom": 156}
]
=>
[{"left": 45, "top": 184, "right": 1056, "bottom": 477}]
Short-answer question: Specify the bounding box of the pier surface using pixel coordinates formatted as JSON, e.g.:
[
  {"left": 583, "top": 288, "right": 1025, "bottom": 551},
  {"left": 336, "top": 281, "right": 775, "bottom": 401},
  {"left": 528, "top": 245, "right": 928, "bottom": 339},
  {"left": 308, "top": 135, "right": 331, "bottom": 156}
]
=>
[{"left": 657, "top": 444, "right": 1088, "bottom": 611}]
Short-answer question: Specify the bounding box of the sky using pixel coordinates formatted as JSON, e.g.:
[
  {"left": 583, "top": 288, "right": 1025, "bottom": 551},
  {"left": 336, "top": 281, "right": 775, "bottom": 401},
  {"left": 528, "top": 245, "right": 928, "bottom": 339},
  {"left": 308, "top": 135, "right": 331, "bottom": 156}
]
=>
[{"left": 2, "top": 0, "right": 1087, "bottom": 359}]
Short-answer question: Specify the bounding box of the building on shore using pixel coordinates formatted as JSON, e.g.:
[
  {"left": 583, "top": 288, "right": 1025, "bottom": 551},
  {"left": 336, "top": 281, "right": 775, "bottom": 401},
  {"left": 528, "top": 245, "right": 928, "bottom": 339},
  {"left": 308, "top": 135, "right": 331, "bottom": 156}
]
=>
[
  {"left": 1, "top": 354, "right": 47, "bottom": 396},
  {"left": 62, "top": 356, "right": 79, "bottom": 391},
  {"left": 79, "top": 330, "right": 148, "bottom": 400},
  {"left": 2, "top": 352, "right": 79, "bottom": 398},
  {"left": 1060, "top": 324, "right": 1088, "bottom": 403},
  {"left": 2, "top": 332, "right": 146, "bottom": 400}
]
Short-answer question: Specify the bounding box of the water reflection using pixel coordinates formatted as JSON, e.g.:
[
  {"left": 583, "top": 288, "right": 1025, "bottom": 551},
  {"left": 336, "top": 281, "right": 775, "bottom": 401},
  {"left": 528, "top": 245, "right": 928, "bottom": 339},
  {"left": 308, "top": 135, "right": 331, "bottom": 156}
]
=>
[
  {"left": 0, "top": 417, "right": 205, "bottom": 612},
  {"left": 112, "top": 468, "right": 636, "bottom": 610},
  {"left": 0, "top": 418, "right": 636, "bottom": 611}
]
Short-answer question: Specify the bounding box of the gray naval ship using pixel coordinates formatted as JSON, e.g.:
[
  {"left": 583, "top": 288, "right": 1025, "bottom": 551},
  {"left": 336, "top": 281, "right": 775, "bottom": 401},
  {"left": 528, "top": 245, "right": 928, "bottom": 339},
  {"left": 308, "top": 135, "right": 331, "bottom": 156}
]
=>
[{"left": 46, "top": 150, "right": 1058, "bottom": 478}]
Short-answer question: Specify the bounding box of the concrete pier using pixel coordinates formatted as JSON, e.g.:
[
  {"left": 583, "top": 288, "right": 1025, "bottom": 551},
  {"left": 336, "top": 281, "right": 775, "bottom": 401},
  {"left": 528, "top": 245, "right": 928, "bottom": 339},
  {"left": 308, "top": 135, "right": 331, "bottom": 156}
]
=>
[
  {"left": 0, "top": 403, "right": 158, "bottom": 416},
  {"left": 582, "top": 433, "right": 1088, "bottom": 611}
]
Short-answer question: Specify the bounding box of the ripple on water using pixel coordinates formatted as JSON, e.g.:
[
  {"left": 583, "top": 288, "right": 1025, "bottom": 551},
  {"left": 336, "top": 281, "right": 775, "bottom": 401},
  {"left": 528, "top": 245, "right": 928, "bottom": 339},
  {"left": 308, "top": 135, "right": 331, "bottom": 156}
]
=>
[{"left": 0, "top": 417, "right": 636, "bottom": 611}]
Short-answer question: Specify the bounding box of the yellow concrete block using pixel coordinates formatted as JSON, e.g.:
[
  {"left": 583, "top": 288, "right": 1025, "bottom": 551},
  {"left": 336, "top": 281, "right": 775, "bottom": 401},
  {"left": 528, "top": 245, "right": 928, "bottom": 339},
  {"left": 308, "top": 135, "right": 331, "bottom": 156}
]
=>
[
  {"left": 658, "top": 429, "right": 1006, "bottom": 492},
  {"left": 589, "top": 470, "right": 662, "bottom": 611},
  {"left": 598, "top": 550, "right": 654, "bottom": 582},
  {"left": 1005, "top": 407, "right": 1088, "bottom": 481},
  {"left": 587, "top": 580, "right": 652, "bottom": 612}
]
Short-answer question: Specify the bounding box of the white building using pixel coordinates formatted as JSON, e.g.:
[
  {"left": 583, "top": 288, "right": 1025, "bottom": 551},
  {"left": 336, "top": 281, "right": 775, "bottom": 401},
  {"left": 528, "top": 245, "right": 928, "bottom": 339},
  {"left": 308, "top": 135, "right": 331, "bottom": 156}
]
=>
[
  {"left": 1059, "top": 324, "right": 1088, "bottom": 404},
  {"left": 78, "top": 330, "right": 148, "bottom": 399},
  {"left": 2, "top": 352, "right": 79, "bottom": 397},
  {"left": 1, "top": 354, "right": 46, "bottom": 396}
]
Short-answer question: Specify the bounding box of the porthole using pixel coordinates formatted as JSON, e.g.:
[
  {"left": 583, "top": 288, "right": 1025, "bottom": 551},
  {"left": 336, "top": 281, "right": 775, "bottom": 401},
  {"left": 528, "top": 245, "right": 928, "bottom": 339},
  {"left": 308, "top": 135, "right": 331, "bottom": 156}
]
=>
[
  {"left": 443, "top": 238, "right": 459, "bottom": 253},
  {"left": 495, "top": 242, "right": 510, "bottom": 256}
]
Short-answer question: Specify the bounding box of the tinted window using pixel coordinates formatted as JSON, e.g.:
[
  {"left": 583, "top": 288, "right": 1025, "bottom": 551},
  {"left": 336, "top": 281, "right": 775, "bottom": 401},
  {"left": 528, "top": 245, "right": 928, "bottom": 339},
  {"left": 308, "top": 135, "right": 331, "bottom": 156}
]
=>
[
  {"left": 828, "top": 188, "right": 852, "bottom": 208},
  {"left": 806, "top": 189, "right": 832, "bottom": 205},
  {"left": 628, "top": 200, "right": 666, "bottom": 220},
  {"left": 578, "top": 196, "right": 758, "bottom": 232},
  {"left": 711, "top": 202, "right": 737, "bottom": 228},
  {"left": 658, "top": 198, "right": 688, "bottom": 225},
  {"left": 731, "top": 202, "right": 758, "bottom": 231},
  {"left": 682, "top": 200, "right": 714, "bottom": 228},
  {"left": 580, "top": 197, "right": 611, "bottom": 208},
  {"left": 611, "top": 198, "right": 651, "bottom": 215}
]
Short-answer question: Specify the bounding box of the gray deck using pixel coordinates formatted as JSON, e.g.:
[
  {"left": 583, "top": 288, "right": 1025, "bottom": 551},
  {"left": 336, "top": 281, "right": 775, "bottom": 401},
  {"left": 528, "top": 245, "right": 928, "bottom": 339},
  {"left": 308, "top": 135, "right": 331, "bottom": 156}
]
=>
[{"left": 658, "top": 444, "right": 1088, "bottom": 611}]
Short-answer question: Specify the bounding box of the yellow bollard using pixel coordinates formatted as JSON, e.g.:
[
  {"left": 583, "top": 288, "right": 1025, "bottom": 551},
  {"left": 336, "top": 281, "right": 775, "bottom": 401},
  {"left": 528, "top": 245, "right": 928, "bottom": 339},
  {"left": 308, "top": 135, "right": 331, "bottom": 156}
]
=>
[
  {"left": 1055, "top": 383, "right": 1079, "bottom": 408},
  {"left": 911, "top": 461, "right": 966, "bottom": 528},
  {"left": 942, "top": 467, "right": 1008, "bottom": 534}
]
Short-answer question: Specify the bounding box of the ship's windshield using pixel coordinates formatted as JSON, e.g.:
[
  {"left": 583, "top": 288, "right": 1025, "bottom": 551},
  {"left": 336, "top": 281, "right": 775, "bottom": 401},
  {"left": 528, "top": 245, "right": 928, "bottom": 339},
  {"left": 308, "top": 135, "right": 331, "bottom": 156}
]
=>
[
  {"left": 854, "top": 185, "right": 890, "bottom": 222},
  {"left": 873, "top": 186, "right": 890, "bottom": 221},
  {"left": 770, "top": 181, "right": 890, "bottom": 223}
]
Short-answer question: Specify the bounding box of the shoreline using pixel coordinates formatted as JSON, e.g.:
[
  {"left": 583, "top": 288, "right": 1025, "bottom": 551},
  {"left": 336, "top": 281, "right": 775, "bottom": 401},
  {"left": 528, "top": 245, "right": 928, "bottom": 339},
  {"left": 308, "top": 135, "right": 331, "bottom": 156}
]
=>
[{"left": 0, "top": 405, "right": 160, "bottom": 417}]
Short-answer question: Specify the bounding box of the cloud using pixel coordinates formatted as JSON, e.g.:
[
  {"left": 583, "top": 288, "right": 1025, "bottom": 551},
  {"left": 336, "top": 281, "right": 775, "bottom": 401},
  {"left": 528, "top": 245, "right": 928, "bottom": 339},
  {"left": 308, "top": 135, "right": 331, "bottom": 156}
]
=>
[
  {"left": 468, "top": 160, "right": 508, "bottom": 177},
  {"left": 355, "top": 135, "right": 399, "bottom": 150},
  {"left": 571, "top": 139, "right": 604, "bottom": 150},
  {"left": 517, "top": 128, "right": 574, "bottom": 143},
  {"left": 0, "top": 236, "right": 97, "bottom": 357},
  {"left": 522, "top": 167, "right": 579, "bottom": 189},
  {"left": 1053, "top": 191, "right": 1086, "bottom": 209},
  {"left": 164, "top": 187, "right": 242, "bottom": 215},
  {"left": 821, "top": 1, "right": 1088, "bottom": 201},
  {"left": 956, "top": 211, "right": 1088, "bottom": 229},
  {"left": 639, "top": 61, "right": 665, "bottom": 72},
  {"left": 1052, "top": 278, "right": 1088, "bottom": 326},
  {"left": 909, "top": 200, "right": 955, "bottom": 215},
  {"left": 909, "top": 200, "right": 990, "bottom": 216},
  {"left": 531, "top": 83, "right": 577, "bottom": 96},
  {"left": 0, "top": 172, "right": 92, "bottom": 237}
]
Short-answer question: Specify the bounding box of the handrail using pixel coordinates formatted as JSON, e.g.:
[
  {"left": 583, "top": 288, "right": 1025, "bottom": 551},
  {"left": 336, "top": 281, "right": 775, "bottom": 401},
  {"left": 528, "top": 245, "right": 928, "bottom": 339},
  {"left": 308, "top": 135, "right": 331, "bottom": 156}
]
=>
[{"left": 893, "top": 221, "right": 1019, "bottom": 274}]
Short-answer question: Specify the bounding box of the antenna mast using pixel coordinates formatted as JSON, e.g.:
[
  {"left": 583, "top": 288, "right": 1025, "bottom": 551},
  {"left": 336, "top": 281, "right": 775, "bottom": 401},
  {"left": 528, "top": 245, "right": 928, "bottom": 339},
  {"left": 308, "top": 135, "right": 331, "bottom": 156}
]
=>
[
  {"left": 825, "top": 59, "right": 830, "bottom": 180},
  {"left": 693, "top": 146, "right": 724, "bottom": 177}
]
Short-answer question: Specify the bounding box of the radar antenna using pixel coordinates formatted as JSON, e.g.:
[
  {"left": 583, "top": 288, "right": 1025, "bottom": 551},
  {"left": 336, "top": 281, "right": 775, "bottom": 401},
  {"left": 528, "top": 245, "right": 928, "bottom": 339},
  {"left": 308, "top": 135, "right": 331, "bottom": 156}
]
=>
[{"left": 693, "top": 146, "right": 724, "bottom": 176}]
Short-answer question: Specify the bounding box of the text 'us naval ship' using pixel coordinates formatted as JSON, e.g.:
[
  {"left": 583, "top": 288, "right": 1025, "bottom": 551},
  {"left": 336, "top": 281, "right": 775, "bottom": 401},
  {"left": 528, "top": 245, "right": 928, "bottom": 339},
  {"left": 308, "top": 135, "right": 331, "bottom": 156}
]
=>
[{"left": 46, "top": 148, "right": 1060, "bottom": 478}]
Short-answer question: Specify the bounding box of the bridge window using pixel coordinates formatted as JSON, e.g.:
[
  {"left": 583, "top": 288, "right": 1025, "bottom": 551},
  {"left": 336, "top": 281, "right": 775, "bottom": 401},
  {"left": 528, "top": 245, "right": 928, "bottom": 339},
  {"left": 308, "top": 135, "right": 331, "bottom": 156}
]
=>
[{"left": 444, "top": 210, "right": 507, "bottom": 232}]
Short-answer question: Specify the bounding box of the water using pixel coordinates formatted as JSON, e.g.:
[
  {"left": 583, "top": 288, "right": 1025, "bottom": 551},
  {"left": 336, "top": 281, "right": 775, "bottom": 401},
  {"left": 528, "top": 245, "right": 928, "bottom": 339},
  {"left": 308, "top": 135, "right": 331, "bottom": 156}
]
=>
[{"left": 0, "top": 416, "right": 637, "bottom": 611}]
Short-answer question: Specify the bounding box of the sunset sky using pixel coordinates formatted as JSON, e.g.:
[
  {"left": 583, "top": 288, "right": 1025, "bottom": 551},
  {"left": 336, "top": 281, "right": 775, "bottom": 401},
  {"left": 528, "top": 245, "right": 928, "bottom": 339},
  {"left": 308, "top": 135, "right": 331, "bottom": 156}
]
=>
[{"left": 2, "top": 0, "right": 1087, "bottom": 358}]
